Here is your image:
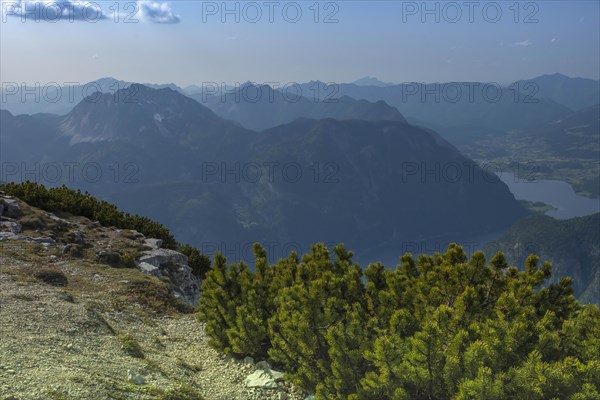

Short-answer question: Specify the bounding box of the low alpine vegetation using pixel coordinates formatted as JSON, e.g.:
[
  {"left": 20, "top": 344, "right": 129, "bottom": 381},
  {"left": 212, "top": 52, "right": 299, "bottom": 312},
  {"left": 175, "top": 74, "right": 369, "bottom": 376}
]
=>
[
  {"left": 1, "top": 181, "right": 177, "bottom": 249},
  {"left": 0, "top": 181, "right": 212, "bottom": 278},
  {"left": 118, "top": 333, "right": 145, "bottom": 359},
  {"left": 199, "top": 243, "right": 600, "bottom": 400}
]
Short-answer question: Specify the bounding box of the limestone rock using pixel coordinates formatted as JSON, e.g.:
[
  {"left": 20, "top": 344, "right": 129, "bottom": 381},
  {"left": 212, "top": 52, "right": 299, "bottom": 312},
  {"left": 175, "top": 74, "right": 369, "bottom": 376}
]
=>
[
  {"left": 0, "top": 232, "right": 18, "bottom": 241},
  {"left": 137, "top": 261, "right": 162, "bottom": 277},
  {"left": 1, "top": 199, "right": 22, "bottom": 218},
  {"left": 29, "top": 237, "right": 55, "bottom": 245},
  {"left": 1, "top": 221, "right": 22, "bottom": 234},
  {"left": 144, "top": 238, "right": 163, "bottom": 249},
  {"left": 168, "top": 262, "right": 202, "bottom": 306},
  {"left": 127, "top": 370, "right": 146, "bottom": 385},
  {"left": 138, "top": 248, "right": 188, "bottom": 267},
  {"left": 245, "top": 368, "right": 285, "bottom": 389},
  {"left": 256, "top": 361, "right": 271, "bottom": 370},
  {"left": 136, "top": 246, "right": 201, "bottom": 306},
  {"left": 66, "top": 230, "right": 87, "bottom": 244}
]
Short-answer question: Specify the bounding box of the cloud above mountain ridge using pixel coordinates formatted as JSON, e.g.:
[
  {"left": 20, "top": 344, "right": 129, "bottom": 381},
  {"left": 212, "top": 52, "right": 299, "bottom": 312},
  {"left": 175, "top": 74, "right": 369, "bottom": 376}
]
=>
[{"left": 1, "top": 0, "right": 180, "bottom": 23}]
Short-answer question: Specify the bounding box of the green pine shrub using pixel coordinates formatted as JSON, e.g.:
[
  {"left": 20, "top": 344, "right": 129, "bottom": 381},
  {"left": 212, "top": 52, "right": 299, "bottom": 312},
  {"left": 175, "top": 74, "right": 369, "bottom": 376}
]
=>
[
  {"left": 199, "top": 243, "right": 600, "bottom": 400},
  {"left": 179, "top": 244, "right": 212, "bottom": 278}
]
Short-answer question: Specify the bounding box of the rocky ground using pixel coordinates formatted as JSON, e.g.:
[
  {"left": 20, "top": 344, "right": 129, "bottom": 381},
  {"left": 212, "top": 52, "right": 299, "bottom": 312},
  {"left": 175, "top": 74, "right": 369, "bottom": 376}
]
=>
[{"left": 0, "top": 195, "right": 306, "bottom": 400}]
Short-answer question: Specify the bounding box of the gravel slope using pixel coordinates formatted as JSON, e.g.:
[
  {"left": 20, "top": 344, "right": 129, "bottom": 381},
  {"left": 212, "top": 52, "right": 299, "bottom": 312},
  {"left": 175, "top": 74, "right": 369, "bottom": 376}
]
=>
[{"left": 0, "top": 197, "right": 305, "bottom": 400}]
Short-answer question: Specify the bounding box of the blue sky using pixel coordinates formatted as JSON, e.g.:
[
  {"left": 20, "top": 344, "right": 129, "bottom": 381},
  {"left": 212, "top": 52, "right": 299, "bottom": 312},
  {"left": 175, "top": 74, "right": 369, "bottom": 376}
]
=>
[{"left": 1, "top": 1, "right": 598, "bottom": 86}]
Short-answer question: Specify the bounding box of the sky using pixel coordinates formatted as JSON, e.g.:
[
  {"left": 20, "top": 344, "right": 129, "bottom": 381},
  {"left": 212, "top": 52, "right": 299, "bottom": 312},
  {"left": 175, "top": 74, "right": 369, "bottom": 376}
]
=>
[{"left": 1, "top": 0, "right": 599, "bottom": 87}]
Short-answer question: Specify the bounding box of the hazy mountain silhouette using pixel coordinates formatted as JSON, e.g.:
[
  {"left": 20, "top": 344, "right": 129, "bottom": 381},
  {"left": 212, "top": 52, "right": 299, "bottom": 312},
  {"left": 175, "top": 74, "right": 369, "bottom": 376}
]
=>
[
  {"left": 512, "top": 73, "right": 600, "bottom": 111},
  {"left": 190, "top": 83, "right": 406, "bottom": 131},
  {"left": 295, "top": 80, "right": 574, "bottom": 142},
  {"left": 352, "top": 76, "right": 395, "bottom": 87},
  {"left": 0, "top": 78, "right": 184, "bottom": 116},
  {"left": 1, "top": 85, "right": 527, "bottom": 263}
]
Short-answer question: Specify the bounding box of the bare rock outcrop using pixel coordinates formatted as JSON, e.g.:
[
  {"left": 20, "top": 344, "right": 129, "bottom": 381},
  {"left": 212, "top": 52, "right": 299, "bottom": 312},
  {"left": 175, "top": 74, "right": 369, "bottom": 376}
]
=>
[{"left": 136, "top": 242, "right": 201, "bottom": 306}]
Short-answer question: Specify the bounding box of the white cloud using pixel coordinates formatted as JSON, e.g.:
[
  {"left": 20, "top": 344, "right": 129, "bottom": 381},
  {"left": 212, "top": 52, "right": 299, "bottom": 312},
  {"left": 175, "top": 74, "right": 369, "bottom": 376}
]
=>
[
  {"left": 512, "top": 40, "right": 533, "bottom": 47},
  {"left": 137, "top": 1, "right": 180, "bottom": 24},
  {"left": 1, "top": 1, "right": 181, "bottom": 24},
  {"left": 1, "top": 0, "right": 106, "bottom": 22},
  {"left": 550, "top": 38, "right": 559, "bottom": 43}
]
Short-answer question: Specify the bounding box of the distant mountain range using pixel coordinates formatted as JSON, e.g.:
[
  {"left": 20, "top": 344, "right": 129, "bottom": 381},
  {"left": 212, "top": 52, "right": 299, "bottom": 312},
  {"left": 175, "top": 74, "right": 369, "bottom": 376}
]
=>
[
  {"left": 0, "top": 84, "right": 526, "bottom": 263},
  {"left": 191, "top": 83, "right": 406, "bottom": 131},
  {"left": 352, "top": 73, "right": 599, "bottom": 110},
  {"left": 2, "top": 74, "right": 597, "bottom": 139},
  {"left": 294, "top": 80, "right": 574, "bottom": 142},
  {"left": 0, "top": 78, "right": 184, "bottom": 116},
  {"left": 513, "top": 73, "right": 600, "bottom": 111},
  {"left": 186, "top": 75, "right": 597, "bottom": 142},
  {"left": 352, "top": 76, "right": 396, "bottom": 87},
  {"left": 175, "top": 75, "right": 595, "bottom": 143}
]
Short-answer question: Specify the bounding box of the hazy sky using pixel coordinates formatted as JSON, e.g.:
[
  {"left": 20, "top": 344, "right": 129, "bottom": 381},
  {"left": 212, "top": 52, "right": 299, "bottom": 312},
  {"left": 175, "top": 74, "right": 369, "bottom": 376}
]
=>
[{"left": 1, "top": 1, "right": 598, "bottom": 87}]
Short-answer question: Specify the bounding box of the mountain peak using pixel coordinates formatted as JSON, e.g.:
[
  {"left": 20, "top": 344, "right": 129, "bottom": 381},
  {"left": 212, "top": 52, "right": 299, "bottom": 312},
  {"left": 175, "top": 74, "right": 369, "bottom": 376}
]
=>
[
  {"left": 59, "top": 84, "right": 225, "bottom": 144},
  {"left": 0, "top": 109, "right": 14, "bottom": 118},
  {"left": 352, "top": 76, "right": 395, "bottom": 87}
]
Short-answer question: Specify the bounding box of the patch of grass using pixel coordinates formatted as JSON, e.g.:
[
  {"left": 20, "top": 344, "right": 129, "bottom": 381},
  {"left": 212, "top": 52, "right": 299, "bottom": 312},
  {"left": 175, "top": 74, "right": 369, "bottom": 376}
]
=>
[
  {"left": 58, "top": 291, "right": 76, "bottom": 303},
  {"left": 118, "top": 333, "right": 145, "bottom": 359},
  {"left": 69, "top": 375, "right": 85, "bottom": 384},
  {"left": 97, "top": 250, "right": 140, "bottom": 269},
  {"left": 178, "top": 359, "right": 203, "bottom": 373},
  {"left": 121, "top": 252, "right": 137, "bottom": 268},
  {"left": 1, "top": 241, "right": 47, "bottom": 264},
  {"left": 34, "top": 269, "right": 68, "bottom": 287},
  {"left": 123, "top": 277, "right": 174, "bottom": 314},
  {"left": 0, "top": 265, "right": 36, "bottom": 285},
  {"left": 110, "top": 383, "right": 205, "bottom": 400},
  {"left": 12, "top": 293, "right": 36, "bottom": 301},
  {"left": 84, "top": 300, "right": 111, "bottom": 313},
  {"left": 87, "top": 309, "right": 116, "bottom": 335},
  {"left": 142, "top": 358, "right": 167, "bottom": 376},
  {"left": 63, "top": 243, "right": 86, "bottom": 258},
  {"left": 121, "top": 230, "right": 140, "bottom": 240},
  {"left": 171, "top": 298, "right": 196, "bottom": 314},
  {"left": 110, "top": 297, "right": 128, "bottom": 312},
  {"left": 142, "top": 385, "right": 205, "bottom": 400},
  {"left": 46, "top": 389, "right": 68, "bottom": 400},
  {"left": 19, "top": 209, "right": 64, "bottom": 232},
  {"left": 97, "top": 251, "right": 123, "bottom": 267},
  {"left": 107, "top": 382, "right": 140, "bottom": 399},
  {"left": 161, "top": 385, "right": 205, "bottom": 400}
]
